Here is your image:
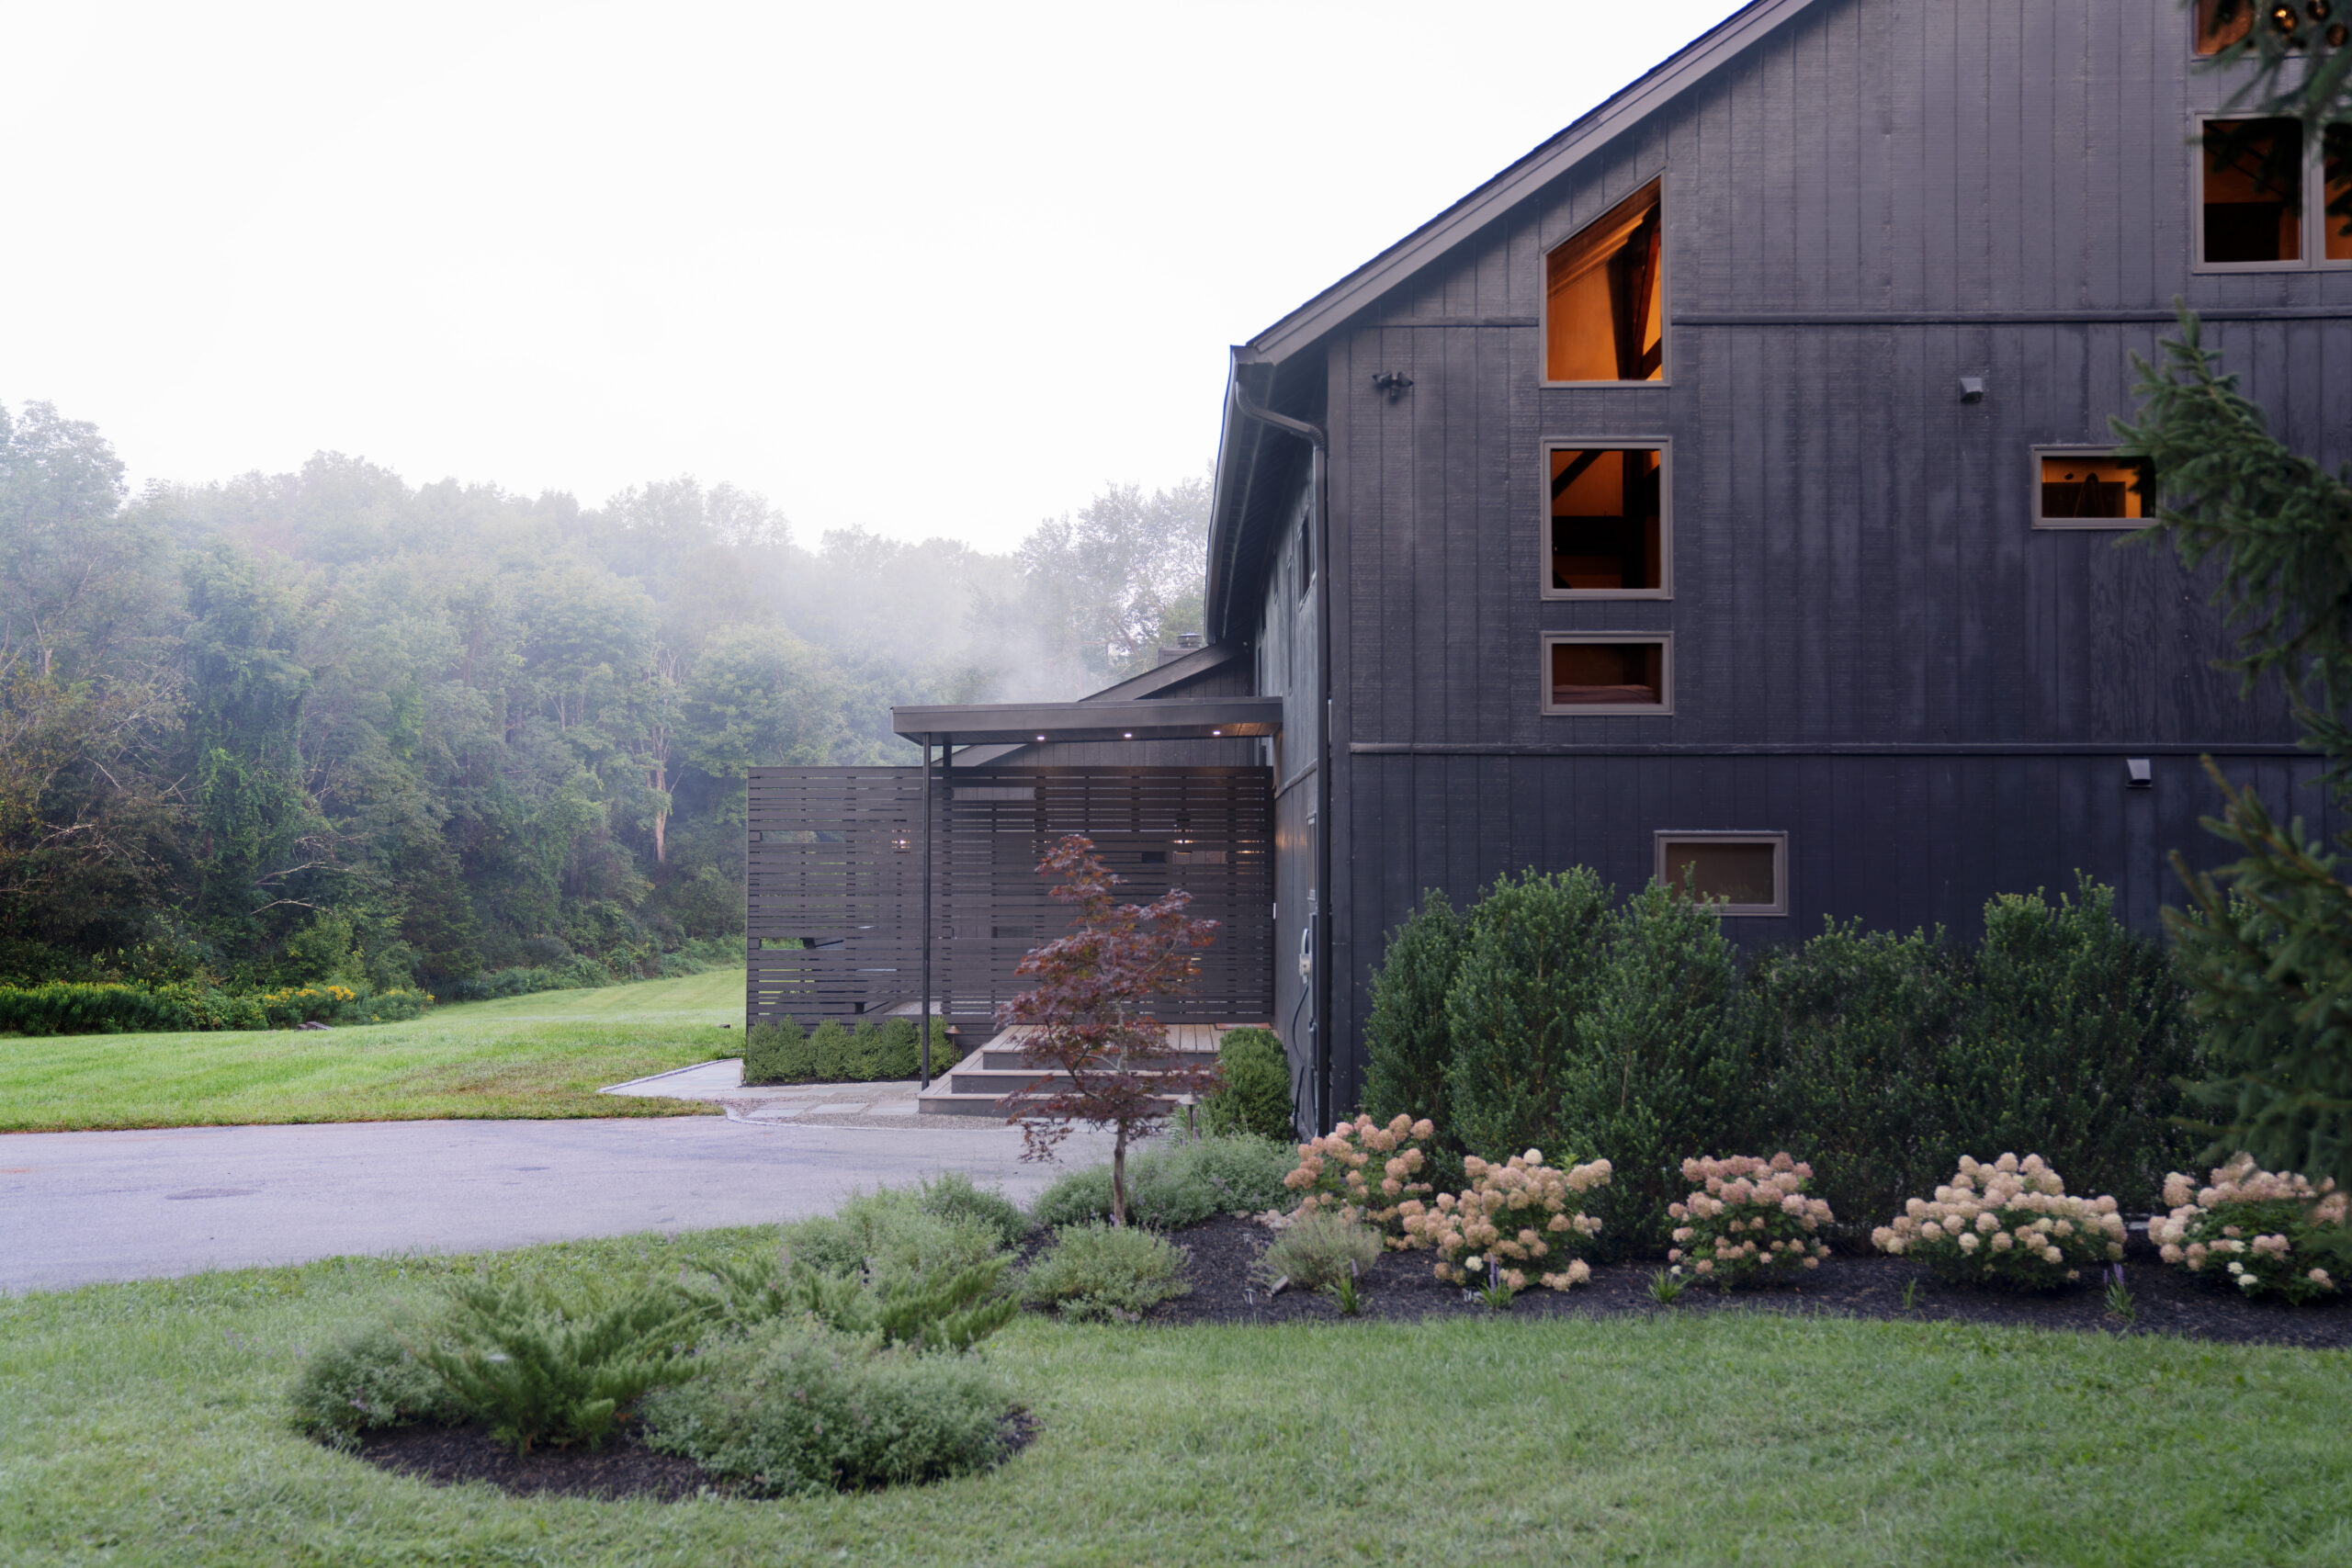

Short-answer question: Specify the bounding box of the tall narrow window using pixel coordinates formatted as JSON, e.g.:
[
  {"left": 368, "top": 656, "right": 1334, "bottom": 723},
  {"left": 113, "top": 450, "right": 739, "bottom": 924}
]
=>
[
  {"left": 1545, "top": 444, "right": 1667, "bottom": 597},
  {"left": 2328, "top": 125, "right": 2352, "bottom": 262},
  {"left": 1544, "top": 181, "right": 1664, "bottom": 383},
  {"left": 2202, "top": 118, "right": 2304, "bottom": 264},
  {"left": 1656, "top": 832, "right": 1786, "bottom": 916},
  {"left": 2193, "top": 0, "right": 2254, "bottom": 54},
  {"left": 1543, "top": 634, "right": 1670, "bottom": 716}
]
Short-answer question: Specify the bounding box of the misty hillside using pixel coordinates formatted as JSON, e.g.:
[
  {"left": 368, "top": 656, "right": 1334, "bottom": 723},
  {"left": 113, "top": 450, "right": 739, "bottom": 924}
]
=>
[{"left": 0, "top": 399, "right": 1206, "bottom": 993}]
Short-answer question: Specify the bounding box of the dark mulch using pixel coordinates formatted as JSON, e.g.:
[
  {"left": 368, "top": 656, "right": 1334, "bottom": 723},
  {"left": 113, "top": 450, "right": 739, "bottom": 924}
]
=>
[
  {"left": 348, "top": 1405, "right": 1043, "bottom": 1504},
  {"left": 352, "top": 1421, "right": 717, "bottom": 1503},
  {"left": 1141, "top": 1213, "right": 2352, "bottom": 1350}
]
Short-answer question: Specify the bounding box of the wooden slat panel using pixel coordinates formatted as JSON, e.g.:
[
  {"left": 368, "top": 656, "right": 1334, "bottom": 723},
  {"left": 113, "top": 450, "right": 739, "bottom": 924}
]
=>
[{"left": 749, "top": 765, "right": 1275, "bottom": 1033}]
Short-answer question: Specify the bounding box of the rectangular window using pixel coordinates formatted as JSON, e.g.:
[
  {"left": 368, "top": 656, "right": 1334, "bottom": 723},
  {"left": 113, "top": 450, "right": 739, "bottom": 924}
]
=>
[
  {"left": 1655, "top": 832, "right": 1787, "bottom": 917},
  {"left": 2193, "top": 0, "right": 2254, "bottom": 54},
  {"left": 2202, "top": 118, "right": 2303, "bottom": 264},
  {"left": 1543, "top": 635, "right": 1670, "bottom": 716},
  {"left": 1545, "top": 443, "right": 1668, "bottom": 597},
  {"left": 2329, "top": 126, "right": 2351, "bottom": 262},
  {"left": 2031, "top": 448, "right": 2152, "bottom": 529},
  {"left": 1544, "top": 180, "right": 1664, "bottom": 383}
]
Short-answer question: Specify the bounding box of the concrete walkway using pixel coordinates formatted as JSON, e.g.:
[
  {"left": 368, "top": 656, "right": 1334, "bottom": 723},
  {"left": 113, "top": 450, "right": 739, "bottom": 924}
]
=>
[{"left": 0, "top": 1078, "right": 1109, "bottom": 1295}]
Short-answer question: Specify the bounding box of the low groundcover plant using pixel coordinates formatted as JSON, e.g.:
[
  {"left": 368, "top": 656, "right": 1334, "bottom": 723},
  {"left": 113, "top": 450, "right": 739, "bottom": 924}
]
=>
[
  {"left": 1402, "top": 1149, "right": 1610, "bottom": 1291},
  {"left": 2150, "top": 1155, "right": 2344, "bottom": 1303},
  {"left": 1667, "top": 1153, "right": 1833, "bottom": 1285},
  {"left": 1871, "top": 1153, "right": 2124, "bottom": 1289}
]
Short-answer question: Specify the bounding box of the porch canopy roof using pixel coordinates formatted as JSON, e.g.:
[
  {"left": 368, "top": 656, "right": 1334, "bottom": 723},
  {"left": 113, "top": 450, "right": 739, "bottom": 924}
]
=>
[{"left": 891, "top": 696, "right": 1283, "bottom": 747}]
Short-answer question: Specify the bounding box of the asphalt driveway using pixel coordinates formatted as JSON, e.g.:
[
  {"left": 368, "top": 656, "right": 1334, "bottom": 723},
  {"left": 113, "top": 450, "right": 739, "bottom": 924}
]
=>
[{"left": 0, "top": 1114, "right": 1114, "bottom": 1294}]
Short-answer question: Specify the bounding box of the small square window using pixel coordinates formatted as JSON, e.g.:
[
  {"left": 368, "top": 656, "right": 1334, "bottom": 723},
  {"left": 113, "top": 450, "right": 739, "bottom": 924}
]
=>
[
  {"left": 2193, "top": 0, "right": 2254, "bottom": 55},
  {"left": 1544, "top": 635, "right": 1670, "bottom": 716},
  {"left": 2202, "top": 118, "right": 2303, "bottom": 264},
  {"left": 1544, "top": 443, "right": 1668, "bottom": 597},
  {"left": 2031, "top": 448, "right": 2152, "bottom": 529},
  {"left": 1655, "top": 832, "right": 1786, "bottom": 917},
  {"left": 1544, "top": 180, "right": 1664, "bottom": 384}
]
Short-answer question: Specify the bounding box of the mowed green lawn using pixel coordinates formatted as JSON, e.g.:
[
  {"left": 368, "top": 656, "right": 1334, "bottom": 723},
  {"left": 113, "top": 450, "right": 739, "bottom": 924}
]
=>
[
  {"left": 0, "top": 969, "right": 744, "bottom": 1133},
  {"left": 2, "top": 1227, "right": 2346, "bottom": 1567}
]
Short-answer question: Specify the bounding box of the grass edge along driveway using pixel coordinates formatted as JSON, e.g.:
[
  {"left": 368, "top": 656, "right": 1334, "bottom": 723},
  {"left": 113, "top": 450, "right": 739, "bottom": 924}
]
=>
[
  {"left": 1, "top": 1224, "right": 2346, "bottom": 1568},
  {"left": 0, "top": 968, "right": 744, "bottom": 1133}
]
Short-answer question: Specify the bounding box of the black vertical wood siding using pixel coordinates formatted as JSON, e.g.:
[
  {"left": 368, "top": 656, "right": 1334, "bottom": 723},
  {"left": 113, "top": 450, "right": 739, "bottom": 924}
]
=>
[{"left": 1261, "top": 0, "right": 2349, "bottom": 1110}]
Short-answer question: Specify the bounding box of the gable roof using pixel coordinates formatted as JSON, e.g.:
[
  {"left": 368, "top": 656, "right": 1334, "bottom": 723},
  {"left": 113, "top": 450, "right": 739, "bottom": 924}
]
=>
[{"left": 1242, "top": 0, "right": 1817, "bottom": 367}]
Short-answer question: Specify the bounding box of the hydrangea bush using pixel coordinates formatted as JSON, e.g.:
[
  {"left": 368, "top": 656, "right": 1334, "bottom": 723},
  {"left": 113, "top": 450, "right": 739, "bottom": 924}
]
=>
[
  {"left": 2150, "top": 1156, "right": 2344, "bottom": 1303},
  {"left": 1666, "top": 1154, "right": 1833, "bottom": 1285},
  {"left": 1871, "top": 1153, "right": 2124, "bottom": 1289},
  {"left": 1400, "top": 1150, "right": 1611, "bottom": 1291},
  {"left": 1283, "top": 1113, "right": 1436, "bottom": 1247}
]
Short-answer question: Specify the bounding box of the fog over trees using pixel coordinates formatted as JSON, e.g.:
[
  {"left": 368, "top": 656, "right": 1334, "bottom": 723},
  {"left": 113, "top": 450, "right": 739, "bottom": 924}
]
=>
[{"left": 0, "top": 398, "right": 1205, "bottom": 992}]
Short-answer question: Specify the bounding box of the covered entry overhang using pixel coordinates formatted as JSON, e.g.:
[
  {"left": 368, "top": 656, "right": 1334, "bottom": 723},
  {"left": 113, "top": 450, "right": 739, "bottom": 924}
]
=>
[{"left": 891, "top": 696, "right": 1283, "bottom": 748}]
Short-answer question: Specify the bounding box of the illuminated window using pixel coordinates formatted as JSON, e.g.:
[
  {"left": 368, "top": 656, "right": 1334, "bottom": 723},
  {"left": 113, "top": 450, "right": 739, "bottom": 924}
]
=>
[
  {"left": 2329, "top": 126, "right": 2351, "bottom": 261},
  {"left": 1545, "top": 444, "right": 1667, "bottom": 597},
  {"left": 1544, "top": 181, "right": 1664, "bottom": 383},
  {"left": 1656, "top": 833, "right": 1786, "bottom": 917},
  {"left": 1543, "top": 635, "right": 1669, "bottom": 716},
  {"left": 2193, "top": 0, "right": 2254, "bottom": 54},
  {"left": 2031, "top": 448, "right": 2152, "bottom": 529},
  {"left": 2202, "top": 118, "right": 2303, "bottom": 264}
]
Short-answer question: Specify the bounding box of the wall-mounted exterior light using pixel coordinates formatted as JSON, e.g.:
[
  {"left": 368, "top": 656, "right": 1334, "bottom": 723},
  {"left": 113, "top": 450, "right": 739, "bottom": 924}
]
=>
[
  {"left": 2127, "top": 758, "right": 2153, "bottom": 789},
  {"left": 1959, "top": 377, "right": 1986, "bottom": 403},
  {"left": 1372, "top": 371, "right": 1414, "bottom": 402}
]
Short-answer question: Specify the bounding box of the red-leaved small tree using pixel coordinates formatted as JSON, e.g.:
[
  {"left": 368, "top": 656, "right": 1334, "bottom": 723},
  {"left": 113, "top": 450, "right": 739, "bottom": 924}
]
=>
[{"left": 996, "top": 834, "right": 1222, "bottom": 1225}]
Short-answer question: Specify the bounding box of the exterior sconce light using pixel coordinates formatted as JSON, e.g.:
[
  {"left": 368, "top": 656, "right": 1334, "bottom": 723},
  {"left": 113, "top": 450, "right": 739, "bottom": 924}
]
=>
[
  {"left": 1124, "top": 731, "right": 1134, "bottom": 739},
  {"left": 1372, "top": 371, "right": 1414, "bottom": 401},
  {"left": 1211, "top": 728, "right": 1222, "bottom": 736},
  {"left": 1035, "top": 734, "right": 1046, "bottom": 741},
  {"left": 2126, "top": 758, "right": 2153, "bottom": 789},
  {"left": 1959, "top": 377, "right": 1985, "bottom": 403},
  {"left": 891, "top": 836, "right": 912, "bottom": 853}
]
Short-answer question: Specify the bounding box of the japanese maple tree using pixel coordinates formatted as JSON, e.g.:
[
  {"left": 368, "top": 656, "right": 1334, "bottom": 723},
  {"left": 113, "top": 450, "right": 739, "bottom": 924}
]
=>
[{"left": 996, "top": 834, "right": 1222, "bottom": 1225}]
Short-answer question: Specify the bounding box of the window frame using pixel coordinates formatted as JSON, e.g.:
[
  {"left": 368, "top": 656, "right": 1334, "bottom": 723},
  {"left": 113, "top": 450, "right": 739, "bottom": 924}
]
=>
[
  {"left": 2189, "top": 112, "right": 2352, "bottom": 272},
  {"left": 1539, "top": 436, "right": 1673, "bottom": 601},
  {"left": 1540, "top": 632, "right": 1674, "bottom": 717},
  {"left": 2029, "top": 445, "right": 2154, "bottom": 531},
  {"left": 2189, "top": 0, "right": 2254, "bottom": 57},
  {"left": 1653, "top": 830, "right": 1788, "bottom": 918},
  {"left": 1538, "top": 176, "right": 1672, "bottom": 389}
]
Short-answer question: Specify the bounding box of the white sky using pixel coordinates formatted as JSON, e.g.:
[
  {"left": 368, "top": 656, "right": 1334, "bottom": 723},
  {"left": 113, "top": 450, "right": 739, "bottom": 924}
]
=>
[{"left": 2, "top": 0, "right": 1750, "bottom": 553}]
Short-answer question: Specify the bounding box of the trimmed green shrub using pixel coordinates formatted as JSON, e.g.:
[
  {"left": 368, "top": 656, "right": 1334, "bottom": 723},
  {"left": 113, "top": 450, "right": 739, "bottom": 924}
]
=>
[
  {"left": 846, "top": 1019, "right": 889, "bottom": 1078},
  {"left": 1556, "top": 880, "right": 1752, "bottom": 1259},
  {"left": 1018, "top": 1222, "right": 1190, "bottom": 1321},
  {"left": 808, "top": 1020, "right": 854, "bottom": 1080},
  {"left": 643, "top": 1323, "right": 1014, "bottom": 1496},
  {"left": 1202, "top": 1026, "right": 1294, "bottom": 1142},
  {"left": 1445, "top": 867, "right": 1613, "bottom": 1167},
  {"left": 420, "top": 1278, "right": 704, "bottom": 1455},
  {"left": 698, "top": 1252, "right": 1016, "bottom": 1353},
  {"left": 1361, "top": 889, "right": 1467, "bottom": 1153},
  {"left": 1028, "top": 1134, "right": 1295, "bottom": 1231},
  {"left": 919, "top": 1171, "right": 1029, "bottom": 1251},
  {"left": 288, "top": 1307, "right": 473, "bottom": 1440},
  {"left": 1747, "top": 920, "right": 1971, "bottom": 1239},
  {"left": 743, "top": 1016, "right": 811, "bottom": 1085},
  {"left": 1959, "top": 879, "right": 2200, "bottom": 1210}
]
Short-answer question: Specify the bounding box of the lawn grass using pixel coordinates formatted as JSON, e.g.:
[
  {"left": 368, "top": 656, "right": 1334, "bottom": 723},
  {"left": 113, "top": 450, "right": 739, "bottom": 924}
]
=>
[
  {"left": 0, "top": 968, "right": 745, "bottom": 1133},
  {"left": 2, "top": 1227, "right": 2346, "bottom": 1566}
]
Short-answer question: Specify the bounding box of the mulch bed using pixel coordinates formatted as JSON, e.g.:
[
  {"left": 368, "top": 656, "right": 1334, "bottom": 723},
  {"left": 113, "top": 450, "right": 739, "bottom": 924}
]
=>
[
  {"left": 346, "top": 1405, "right": 1043, "bottom": 1504},
  {"left": 1141, "top": 1214, "right": 2352, "bottom": 1351}
]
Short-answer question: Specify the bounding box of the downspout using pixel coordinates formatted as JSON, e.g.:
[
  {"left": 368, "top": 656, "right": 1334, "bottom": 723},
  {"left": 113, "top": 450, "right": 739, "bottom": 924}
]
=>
[{"left": 1230, "top": 378, "right": 1332, "bottom": 1135}]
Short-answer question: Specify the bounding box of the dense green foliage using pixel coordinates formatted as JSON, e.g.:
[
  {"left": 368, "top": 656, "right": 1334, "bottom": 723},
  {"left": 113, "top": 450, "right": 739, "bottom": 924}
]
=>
[
  {"left": 1200, "top": 1025, "right": 1294, "bottom": 1141},
  {"left": 1360, "top": 888, "right": 1467, "bottom": 1155},
  {"left": 419, "top": 1278, "right": 705, "bottom": 1455},
  {"left": 2112, "top": 310, "right": 2352, "bottom": 1193},
  {"left": 0, "top": 398, "right": 1205, "bottom": 996},
  {"left": 1027, "top": 1134, "right": 1295, "bottom": 1230},
  {"left": 743, "top": 1014, "right": 961, "bottom": 1085},
  {"left": 0, "top": 978, "right": 428, "bottom": 1035},
  {"left": 1016, "top": 1222, "right": 1191, "bottom": 1321},
  {"left": 643, "top": 1322, "right": 1015, "bottom": 1497},
  {"left": 287, "top": 1307, "right": 474, "bottom": 1439},
  {"left": 777, "top": 1188, "right": 1007, "bottom": 1294},
  {"left": 1359, "top": 871, "right": 2199, "bottom": 1254}
]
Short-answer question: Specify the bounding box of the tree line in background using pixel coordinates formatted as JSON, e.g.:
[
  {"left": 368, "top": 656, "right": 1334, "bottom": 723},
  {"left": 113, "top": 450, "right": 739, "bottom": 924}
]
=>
[{"left": 0, "top": 399, "right": 1207, "bottom": 994}]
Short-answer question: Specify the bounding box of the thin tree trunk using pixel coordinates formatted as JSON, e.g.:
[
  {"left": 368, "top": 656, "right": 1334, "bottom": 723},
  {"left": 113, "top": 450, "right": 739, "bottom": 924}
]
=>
[{"left": 1112, "top": 1129, "right": 1127, "bottom": 1226}]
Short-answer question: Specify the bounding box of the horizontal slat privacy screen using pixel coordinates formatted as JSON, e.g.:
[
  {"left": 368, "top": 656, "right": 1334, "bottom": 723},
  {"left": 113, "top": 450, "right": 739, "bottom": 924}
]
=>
[{"left": 747, "top": 766, "right": 1275, "bottom": 1033}]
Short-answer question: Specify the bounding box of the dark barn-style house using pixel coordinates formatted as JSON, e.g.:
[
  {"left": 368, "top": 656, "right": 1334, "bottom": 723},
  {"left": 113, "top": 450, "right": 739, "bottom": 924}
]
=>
[{"left": 752, "top": 0, "right": 2346, "bottom": 1131}]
